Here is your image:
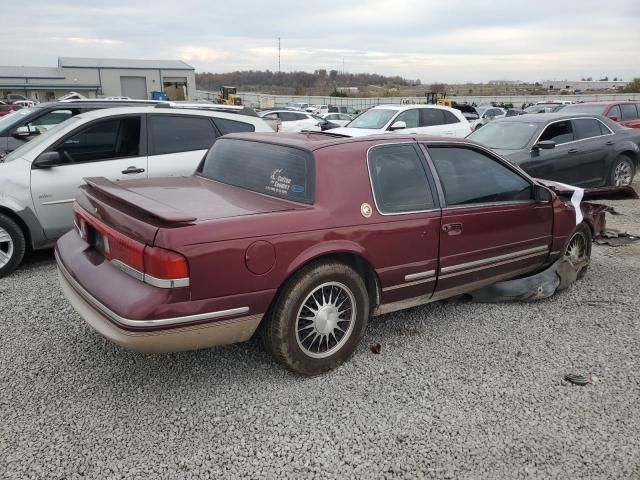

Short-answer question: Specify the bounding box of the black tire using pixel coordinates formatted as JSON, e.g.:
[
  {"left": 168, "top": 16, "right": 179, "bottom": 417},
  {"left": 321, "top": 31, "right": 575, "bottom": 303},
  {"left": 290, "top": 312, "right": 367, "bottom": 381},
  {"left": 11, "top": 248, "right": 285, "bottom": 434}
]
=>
[
  {"left": 563, "top": 222, "right": 592, "bottom": 280},
  {"left": 0, "top": 213, "right": 26, "bottom": 278},
  {"left": 261, "top": 261, "right": 369, "bottom": 375},
  {"left": 608, "top": 155, "right": 635, "bottom": 186}
]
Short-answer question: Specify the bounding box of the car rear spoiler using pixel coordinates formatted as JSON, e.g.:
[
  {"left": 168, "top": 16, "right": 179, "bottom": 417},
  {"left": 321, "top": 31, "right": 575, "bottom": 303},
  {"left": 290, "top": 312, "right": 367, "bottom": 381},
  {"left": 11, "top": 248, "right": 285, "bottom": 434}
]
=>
[{"left": 83, "top": 177, "right": 197, "bottom": 223}]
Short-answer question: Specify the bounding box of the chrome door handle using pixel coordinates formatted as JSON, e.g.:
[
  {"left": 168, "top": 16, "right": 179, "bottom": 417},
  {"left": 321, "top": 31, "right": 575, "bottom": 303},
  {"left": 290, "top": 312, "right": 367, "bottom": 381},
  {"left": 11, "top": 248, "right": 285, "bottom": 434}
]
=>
[{"left": 122, "top": 166, "right": 145, "bottom": 174}]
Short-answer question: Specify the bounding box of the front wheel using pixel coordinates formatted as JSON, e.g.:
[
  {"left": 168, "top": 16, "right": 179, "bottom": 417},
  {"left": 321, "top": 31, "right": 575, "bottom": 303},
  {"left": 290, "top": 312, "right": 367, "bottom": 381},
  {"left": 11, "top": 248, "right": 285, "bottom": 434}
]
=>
[
  {"left": 608, "top": 155, "right": 635, "bottom": 186},
  {"left": 262, "top": 261, "right": 369, "bottom": 375},
  {"left": 563, "top": 223, "right": 592, "bottom": 280},
  {"left": 0, "top": 213, "right": 26, "bottom": 278}
]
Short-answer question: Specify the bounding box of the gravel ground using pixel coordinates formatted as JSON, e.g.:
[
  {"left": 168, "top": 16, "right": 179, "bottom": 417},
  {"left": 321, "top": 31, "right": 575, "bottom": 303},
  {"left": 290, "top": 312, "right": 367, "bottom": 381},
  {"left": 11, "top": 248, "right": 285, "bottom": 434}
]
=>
[{"left": 1, "top": 184, "right": 639, "bottom": 479}]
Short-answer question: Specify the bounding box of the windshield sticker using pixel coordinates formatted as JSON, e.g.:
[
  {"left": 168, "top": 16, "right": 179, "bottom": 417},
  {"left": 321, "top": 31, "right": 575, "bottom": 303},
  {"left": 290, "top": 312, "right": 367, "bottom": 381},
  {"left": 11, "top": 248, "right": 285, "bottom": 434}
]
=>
[
  {"left": 266, "top": 168, "right": 292, "bottom": 196},
  {"left": 291, "top": 185, "right": 305, "bottom": 193}
]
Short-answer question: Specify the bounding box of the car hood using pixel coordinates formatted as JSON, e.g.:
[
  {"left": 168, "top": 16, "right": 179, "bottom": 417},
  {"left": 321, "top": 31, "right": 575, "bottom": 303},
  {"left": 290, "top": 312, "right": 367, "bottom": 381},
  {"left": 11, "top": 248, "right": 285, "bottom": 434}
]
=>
[
  {"left": 328, "top": 127, "right": 382, "bottom": 137},
  {"left": 82, "top": 175, "right": 308, "bottom": 224}
]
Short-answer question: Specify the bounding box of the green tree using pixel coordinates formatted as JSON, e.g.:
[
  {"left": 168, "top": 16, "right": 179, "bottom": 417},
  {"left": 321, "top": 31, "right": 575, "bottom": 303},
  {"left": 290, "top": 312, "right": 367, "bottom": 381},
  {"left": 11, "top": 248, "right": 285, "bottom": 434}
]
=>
[{"left": 623, "top": 78, "right": 640, "bottom": 93}]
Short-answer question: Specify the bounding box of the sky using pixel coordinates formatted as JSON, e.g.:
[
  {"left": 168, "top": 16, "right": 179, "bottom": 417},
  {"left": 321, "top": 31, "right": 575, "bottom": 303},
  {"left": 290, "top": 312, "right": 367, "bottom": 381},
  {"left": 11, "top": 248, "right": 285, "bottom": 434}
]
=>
[{"left": 1, "top": 0, "right": 639, "bottom": 83}]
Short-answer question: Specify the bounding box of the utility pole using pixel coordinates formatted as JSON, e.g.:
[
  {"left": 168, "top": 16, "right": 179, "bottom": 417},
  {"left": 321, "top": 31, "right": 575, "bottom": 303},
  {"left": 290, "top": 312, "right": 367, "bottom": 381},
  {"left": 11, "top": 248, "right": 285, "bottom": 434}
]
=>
[
  {"left": 342, "top": 56, "right": 345, "bottom": 76},
  {"left": 278, "top": 37, "right": 281, "bottom": 73}
]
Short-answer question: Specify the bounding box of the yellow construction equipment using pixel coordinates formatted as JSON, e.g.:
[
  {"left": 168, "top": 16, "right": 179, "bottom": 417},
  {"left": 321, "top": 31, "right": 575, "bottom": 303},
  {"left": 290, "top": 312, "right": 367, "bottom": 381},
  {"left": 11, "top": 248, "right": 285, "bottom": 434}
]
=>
[
  {"left": 437, "top": 98, "right": 453, "bottom": 107},
  {"left": 219, "top": 86, "right": 242, "bottom": 105}
]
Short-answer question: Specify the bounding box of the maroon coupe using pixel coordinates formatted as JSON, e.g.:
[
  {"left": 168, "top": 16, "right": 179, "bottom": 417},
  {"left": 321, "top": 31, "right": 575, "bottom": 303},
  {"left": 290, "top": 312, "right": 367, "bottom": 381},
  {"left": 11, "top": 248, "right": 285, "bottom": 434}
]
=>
[{"left": 56, "top": 133, "right": 603, "bottom": 375}]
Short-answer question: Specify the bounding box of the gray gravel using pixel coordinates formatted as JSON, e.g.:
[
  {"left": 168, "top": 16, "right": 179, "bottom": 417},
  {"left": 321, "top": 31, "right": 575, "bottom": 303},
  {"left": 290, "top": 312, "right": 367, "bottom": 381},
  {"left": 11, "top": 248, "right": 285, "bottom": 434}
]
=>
[{"left": 1, "top": 184, "right": 640, "bottom": 479}]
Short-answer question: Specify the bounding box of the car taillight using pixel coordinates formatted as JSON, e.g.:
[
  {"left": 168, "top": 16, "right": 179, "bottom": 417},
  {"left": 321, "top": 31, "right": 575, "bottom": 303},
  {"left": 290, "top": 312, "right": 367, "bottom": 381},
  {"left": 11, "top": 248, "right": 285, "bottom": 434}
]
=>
[{"left": 74, "top": 203, "right": 189, "bottom": 288}]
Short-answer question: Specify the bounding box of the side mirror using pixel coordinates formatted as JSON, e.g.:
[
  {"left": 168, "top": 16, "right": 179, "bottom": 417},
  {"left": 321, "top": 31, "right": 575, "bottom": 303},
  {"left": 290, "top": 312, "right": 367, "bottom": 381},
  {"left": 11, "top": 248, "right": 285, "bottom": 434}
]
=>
[
  {"left": 607, "top": 115, "right": 619, "bottom": 122},
  {"left": 33, "top": 151, "right": 62, "bottom": 168},
  {"left": 535, "top": 185, "right": 552, "bottom": 202},
  {"left": 13, "top": 126, "right": 37, "bottom": 138},
  {"left": 532, "top": 140, "right": 556, "bottom": 151},
  {"left": 389, "top": 120, "right": 407, "bottom": 131}
]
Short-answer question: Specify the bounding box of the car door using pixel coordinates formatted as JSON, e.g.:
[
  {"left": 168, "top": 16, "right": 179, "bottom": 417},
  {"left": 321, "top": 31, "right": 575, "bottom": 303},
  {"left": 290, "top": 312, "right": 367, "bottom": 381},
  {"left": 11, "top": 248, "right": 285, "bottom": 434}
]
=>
[
  {"left": 619, "top": 104, "right": 640, "bottom": 129},
  {"left": 424, "top": 144, "right": 553, "bottom": 297},
  {"left": 146, "top": 114, "right": 218, "bottom": 177},
  {"left": 570, "top": 118, "right": 613, "bottom": 186},
  {"left": 30, "top": 115, "right": 147, "bottom": 239},
  {"left": 390, "top": 108, "right": 421, "bottom": 134},
  {"left": 366, "top": 143, "right": 441, "bottom": 307},
  {"left": 417, "top": 108, "right": 451, "bottom": 136},
  {"left": 521, "top": 120, "right": 581, "bottom": 184}
]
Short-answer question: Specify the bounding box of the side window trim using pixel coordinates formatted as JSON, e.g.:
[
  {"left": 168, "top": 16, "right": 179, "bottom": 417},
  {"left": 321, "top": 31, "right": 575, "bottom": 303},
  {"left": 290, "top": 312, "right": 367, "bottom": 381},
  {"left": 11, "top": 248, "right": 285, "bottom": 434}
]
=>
[
  {"left": 421, "top": 142, "right": 535, "bottom": 209},
  {"left": 366, "top": 142, "right": 440, "bottom": 216},
  {"left": 39, "top": 114, "right": 144, "bottom": 167},
  {"left": 531, "top": 117, "right": 614, "bottom": 148}
]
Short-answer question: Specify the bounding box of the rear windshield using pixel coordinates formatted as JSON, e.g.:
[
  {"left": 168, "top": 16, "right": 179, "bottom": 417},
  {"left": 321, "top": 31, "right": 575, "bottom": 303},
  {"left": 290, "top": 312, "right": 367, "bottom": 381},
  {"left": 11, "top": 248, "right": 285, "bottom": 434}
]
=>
[
  {"left": 199, "top": 138, "right": 314, "bottom": 203},
  {"left": 560, "top": 104, "right": 608, "bottom": 115}
]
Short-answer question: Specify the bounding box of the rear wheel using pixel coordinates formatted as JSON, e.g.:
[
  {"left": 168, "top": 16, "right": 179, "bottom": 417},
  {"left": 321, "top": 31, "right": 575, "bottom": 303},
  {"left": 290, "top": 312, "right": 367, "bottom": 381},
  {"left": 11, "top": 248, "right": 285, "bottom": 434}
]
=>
[
  {"left": 563, "top": 223, "right": 592, "bottom": 280},
  {"left": 262, "top": 261, "right": 369, "bottom": 375},
  {"left": 0, "top": 213, "right": 26, "bottom": 278},
  {"left": 608, "top": 155, "right": 635, "bottom": 186}
]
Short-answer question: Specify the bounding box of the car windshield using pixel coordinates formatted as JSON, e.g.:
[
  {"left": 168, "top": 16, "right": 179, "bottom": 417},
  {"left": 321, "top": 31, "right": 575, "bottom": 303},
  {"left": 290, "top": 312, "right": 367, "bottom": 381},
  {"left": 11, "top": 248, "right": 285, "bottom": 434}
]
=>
[
  {"left": 467, "top": 121, "right": 539, "bottom": 150},
  {"left": 1, "top": 116, "right": 80, "bottom": 163},
  {"left": 347, "top": 109, "right": 396, "bottom": 129},
  {"left": 0, "top": 107, "right": 38, "bottom": 131},
  {"left": 199, "top": 138, "right": 314, "bottom": 204},
  {"left": 561, "top": 104, "right": 608, "bottom": 115}
]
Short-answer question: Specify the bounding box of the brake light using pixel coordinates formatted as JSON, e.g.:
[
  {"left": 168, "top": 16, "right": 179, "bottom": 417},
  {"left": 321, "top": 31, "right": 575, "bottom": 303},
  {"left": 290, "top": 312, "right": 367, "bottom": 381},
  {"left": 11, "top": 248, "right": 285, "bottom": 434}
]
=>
[{"left": 73, "top": 203, "right": 189, "bottom": 288}]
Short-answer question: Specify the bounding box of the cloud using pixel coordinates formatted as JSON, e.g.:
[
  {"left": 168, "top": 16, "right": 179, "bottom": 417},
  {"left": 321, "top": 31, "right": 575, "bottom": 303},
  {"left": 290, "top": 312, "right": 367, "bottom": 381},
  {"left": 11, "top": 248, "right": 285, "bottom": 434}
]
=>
[
  {"left": 0, "top": 0, "right": 638, "bottom": 82},
  {"left": 65, "top": 37, "right": 124, "bottom": 45}
]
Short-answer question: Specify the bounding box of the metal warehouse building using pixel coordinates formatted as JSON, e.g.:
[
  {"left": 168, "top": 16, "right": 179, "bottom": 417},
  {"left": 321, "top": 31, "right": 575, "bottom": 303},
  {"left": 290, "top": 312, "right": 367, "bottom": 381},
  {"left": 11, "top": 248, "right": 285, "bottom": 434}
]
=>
[{"left": 0, "top": 57, "right": 196, "bottom": 102}]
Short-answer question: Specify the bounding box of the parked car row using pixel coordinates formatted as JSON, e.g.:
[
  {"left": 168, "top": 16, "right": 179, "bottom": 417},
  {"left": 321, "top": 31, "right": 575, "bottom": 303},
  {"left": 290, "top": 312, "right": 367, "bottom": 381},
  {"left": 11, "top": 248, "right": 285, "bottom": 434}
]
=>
[
  {"left": 0, "top": 96, "right": 633, "bottom": 375},
  {"left": 0, "top": 104, "right": 274, "bottom": 277}
]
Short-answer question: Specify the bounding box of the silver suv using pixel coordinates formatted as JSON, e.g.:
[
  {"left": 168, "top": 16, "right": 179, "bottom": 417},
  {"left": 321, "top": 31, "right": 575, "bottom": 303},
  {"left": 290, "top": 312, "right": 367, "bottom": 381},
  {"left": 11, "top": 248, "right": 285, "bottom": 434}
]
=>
[{"left": 0, "top": 106, "right": 273, "bottom": 277}]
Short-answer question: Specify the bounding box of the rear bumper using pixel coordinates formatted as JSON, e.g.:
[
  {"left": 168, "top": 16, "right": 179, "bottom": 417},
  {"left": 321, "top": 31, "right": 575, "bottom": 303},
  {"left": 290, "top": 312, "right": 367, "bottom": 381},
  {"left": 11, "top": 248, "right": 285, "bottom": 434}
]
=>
[{"left": 57, "top": 258, "right": 262, "bottom": 353}]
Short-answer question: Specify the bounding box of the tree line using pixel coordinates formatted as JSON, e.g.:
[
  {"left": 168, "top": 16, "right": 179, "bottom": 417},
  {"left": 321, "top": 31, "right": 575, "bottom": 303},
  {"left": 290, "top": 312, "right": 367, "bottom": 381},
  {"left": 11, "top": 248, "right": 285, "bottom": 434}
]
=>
[{"left": 195, "top": 69, "right": 419, "bottom": 94}]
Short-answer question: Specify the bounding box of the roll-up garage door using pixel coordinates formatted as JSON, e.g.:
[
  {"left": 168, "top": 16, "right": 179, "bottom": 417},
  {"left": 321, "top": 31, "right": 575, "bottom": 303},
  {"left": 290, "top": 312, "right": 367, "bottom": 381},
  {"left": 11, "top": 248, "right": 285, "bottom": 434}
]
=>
[{"left": 120, "top": 76, "right": 147, "bottom": 99}]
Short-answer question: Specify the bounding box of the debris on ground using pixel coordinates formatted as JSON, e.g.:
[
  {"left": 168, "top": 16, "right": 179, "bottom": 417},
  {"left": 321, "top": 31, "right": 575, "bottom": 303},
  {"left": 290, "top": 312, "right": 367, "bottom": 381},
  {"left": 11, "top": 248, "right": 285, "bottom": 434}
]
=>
[
  {"left": 564, "top": 374, "right": 592, "bottom": 386},
  {"left": 468, "top": 257, "right": 587, "bottom": 303},
  {"left": 370, "top": 343, "right": 381, "bottom": 354},
  {"left": 594, "top": 229, "right": 640, "bottom": 247}
]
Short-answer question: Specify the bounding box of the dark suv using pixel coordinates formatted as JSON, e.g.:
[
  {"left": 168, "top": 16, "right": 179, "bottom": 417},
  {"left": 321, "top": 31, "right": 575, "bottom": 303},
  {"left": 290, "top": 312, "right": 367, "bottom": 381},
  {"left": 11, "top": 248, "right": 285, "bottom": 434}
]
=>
[{"left": 0, "top": 99, "right": 158, "bottom": 158}]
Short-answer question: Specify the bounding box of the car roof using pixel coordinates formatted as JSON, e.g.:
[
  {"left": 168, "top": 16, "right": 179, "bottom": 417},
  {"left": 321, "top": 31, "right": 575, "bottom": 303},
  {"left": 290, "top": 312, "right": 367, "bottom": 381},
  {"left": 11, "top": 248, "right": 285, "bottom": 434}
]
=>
[
  {"left": 496, "top": 112, "right": 609, "bottom": 124},
  {"left": 370, "top": 103, "right": 460, "bottom": 113},
  {"left": 222, "top": 131, "right": 474, "bottom": 151},
  {"left": 563, "top": 101, "right": 639, "bottom": 107},
  {"left": 71, "top": 106, "right": 266, "bottom": 122}
]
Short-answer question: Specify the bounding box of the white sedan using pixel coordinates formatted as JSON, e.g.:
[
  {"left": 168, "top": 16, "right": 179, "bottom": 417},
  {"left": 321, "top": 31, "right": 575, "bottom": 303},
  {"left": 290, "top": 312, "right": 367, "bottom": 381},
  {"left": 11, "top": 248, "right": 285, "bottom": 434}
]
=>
[
  {"left": 322, "top": 113, "right": 353, "bottom": 127},
  {"left": 329, "top": 104, "right": 471, "bottom": 137},
  {"left": 259, "top": 110, "right": 321, "bottom": 132}
]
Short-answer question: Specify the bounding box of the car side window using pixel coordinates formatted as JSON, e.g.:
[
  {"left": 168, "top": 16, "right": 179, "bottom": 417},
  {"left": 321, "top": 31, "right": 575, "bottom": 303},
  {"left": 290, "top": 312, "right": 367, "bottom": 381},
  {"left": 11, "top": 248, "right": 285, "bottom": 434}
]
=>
[
  {"left": 279, "top": 112, "right": 298, "bottom": 121},
  {"left": 607, "top": 105, "right": 622, "bottom": 120},
  {"left": 28, "top": 110, "right": 74, "bottom": 131},
  {"left": 150, "top": 115, "right": 216, "bottom": 155},
  {"left": 573, "top": 119, "right": 604, "bottom": 140},
  {"left": 53, "top": 117, "right": 141, "bottom": 164},
  {"left": 368, "top": 144, "right": 435, "bottom": 214},
  {"left": 539, "top": 121, "right": 574, "bottom": 144},
  {"left": 428, "top": 146, "right": 532, "bottom": 206},
  {"left": 620, "top": 104, "right": 639, "bottom": 121},
  {"left": 420, "top": 109, "right": 445, "bottom": 127},
  {"left": 441, "top": 110, "right": 460, "bottom": 124},
  {"left": 394, "top": 109, "right": 419, "bottom": 128},
  {"left": 213, "top": 118, "right": 255, "bottom": 134}
]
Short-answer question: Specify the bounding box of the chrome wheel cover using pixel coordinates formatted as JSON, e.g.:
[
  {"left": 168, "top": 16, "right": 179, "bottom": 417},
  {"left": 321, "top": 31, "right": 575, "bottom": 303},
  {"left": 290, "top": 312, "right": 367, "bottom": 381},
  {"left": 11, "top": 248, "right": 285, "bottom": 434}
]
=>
[
  {"left": 613, "top": 161, "right": 632, "bottom": 186},
  {"left": 295, "top": 282, "right": 356, "bottom": 359},
  {"left": 565, "top": 230, "right": 587, "bottom": 263},
  {"left": 0, "top": 227, "right": 14, "bottom": 269}
]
